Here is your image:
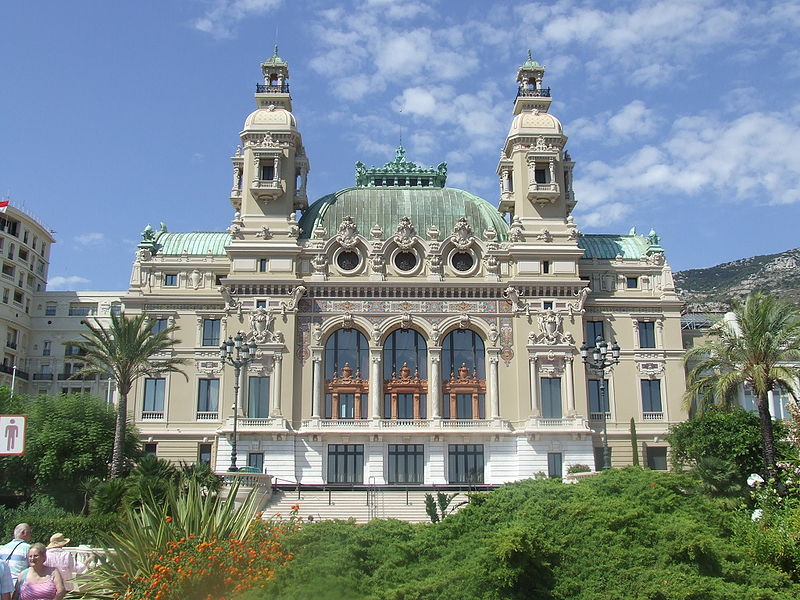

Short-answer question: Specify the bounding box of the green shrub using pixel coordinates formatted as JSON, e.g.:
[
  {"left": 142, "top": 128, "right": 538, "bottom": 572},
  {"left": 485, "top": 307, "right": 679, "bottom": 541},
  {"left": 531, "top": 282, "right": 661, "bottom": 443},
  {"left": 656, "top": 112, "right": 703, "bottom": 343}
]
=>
[{"left": 566, "top": 464, "right": 591, "bottom": 474}]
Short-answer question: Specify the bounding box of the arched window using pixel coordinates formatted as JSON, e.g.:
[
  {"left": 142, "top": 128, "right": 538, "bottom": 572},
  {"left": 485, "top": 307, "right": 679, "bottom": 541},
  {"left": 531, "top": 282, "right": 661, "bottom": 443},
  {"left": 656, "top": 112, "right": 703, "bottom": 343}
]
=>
[
  {"left": 383, "top": 329, "right": 427, "bottom": 419},
  {"left": 324, "top": 329, "right": 369, "bottom": 419},
  {"left": 442, "top": 330, "right": 486, "bottom": 419}
]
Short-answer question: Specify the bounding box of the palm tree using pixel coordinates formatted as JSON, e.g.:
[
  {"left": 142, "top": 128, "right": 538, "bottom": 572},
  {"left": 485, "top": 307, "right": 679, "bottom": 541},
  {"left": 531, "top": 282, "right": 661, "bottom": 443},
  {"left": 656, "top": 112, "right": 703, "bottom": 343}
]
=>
[
  {"left": 685, "top": 292, "right": 800, "bottom": 480},
  {"left": 69, "top": 311, "right": 186, "bottom": 478}
]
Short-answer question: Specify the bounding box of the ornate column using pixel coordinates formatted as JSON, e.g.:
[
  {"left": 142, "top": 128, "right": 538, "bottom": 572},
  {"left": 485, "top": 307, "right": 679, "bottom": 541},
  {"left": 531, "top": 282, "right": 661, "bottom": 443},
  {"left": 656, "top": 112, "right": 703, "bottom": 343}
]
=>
[
  {"left": 271, "top": 353, "right": 282, "bottom": 417},
  {"left": 429, "top": 347, "right": 442, "bottom": 419},
  {"left": 311, "top": 348, "right": 322, "bottom": 419},
  {"left": 631, "top": 319, "right": 639, "bottom": 349},
  {"left": 369, "top": 348, "right": 382, "bottom": 419},
  {"left": 656, "top": 319, "right": 664, "bottom": 348},
  {"left": 565, "top": 355, "right": 576, "bottom": 416},
  {"left": 529, "top": 355, "right": 540, "bottom": 416},
  {"left": 488, "top": 348, "right": 501, "bottom": 419}
]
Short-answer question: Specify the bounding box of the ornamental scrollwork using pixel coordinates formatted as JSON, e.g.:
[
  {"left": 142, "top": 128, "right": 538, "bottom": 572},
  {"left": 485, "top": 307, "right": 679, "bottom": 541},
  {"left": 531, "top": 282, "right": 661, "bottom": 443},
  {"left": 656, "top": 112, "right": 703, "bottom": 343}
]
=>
[
  {"left": 336, "top": 215, "right": 359, "bottom": 250},
  {"left": 394, "top": 217, "right": 417, "bottom": 250},
  {"left": 450, "top": 217, "right": 474, "bottom": 251}
]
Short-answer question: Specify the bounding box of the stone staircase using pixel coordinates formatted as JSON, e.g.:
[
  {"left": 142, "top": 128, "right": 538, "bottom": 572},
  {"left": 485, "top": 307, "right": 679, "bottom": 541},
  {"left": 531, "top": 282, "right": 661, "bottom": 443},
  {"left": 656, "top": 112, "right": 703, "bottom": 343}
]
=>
[{"left": 262, "top": 488, "right": 469, "bottom": 523}]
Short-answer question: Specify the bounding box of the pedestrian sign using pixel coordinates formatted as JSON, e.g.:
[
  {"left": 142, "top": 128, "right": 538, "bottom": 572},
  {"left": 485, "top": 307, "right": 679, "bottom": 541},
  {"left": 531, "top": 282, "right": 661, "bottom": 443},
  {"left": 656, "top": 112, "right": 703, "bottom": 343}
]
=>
[{"left": 0, "top": 414, "right": 26, "bottom": 455}]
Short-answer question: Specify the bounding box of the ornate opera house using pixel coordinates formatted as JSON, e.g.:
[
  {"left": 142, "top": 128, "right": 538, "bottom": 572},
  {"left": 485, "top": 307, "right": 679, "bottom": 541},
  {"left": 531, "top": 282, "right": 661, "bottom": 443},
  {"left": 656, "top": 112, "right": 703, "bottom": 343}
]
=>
[{"left": 121, "top": 50, "right": 686, "bottom": 485}]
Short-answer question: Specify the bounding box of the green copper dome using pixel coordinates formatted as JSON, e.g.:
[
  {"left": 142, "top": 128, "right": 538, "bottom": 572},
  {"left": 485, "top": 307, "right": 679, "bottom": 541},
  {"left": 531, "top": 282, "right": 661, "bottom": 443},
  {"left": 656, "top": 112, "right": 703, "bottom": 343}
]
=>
[{"left": 299, "top": 187, "right": 509, "bottom": 241}]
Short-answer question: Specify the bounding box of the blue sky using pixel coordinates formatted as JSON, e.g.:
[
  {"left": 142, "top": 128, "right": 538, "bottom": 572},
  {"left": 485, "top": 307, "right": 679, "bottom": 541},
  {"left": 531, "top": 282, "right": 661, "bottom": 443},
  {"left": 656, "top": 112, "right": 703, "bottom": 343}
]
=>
[{"left": 1, "top": 0, "right": 798, "bottom": 291}]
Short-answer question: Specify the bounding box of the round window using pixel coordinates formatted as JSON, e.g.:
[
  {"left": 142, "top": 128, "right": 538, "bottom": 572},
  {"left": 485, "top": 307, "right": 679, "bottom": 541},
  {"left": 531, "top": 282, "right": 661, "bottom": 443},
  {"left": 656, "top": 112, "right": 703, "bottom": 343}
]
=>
[
  {"left": 336, "top": 251, "right": 360, "bottom": 271},
  {"left": 452, "top": 252, "right": 474, "bottom": 272},
  {"left": 394, "top": 251, "right": 417, "bottom": 272}
]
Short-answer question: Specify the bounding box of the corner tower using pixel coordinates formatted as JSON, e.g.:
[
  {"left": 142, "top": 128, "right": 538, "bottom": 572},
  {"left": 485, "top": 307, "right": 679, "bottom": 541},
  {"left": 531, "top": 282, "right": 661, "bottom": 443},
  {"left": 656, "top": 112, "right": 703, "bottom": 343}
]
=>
[
  {"left": 229, "top": 47, "right": 310, "bottom": 227},
  {"left": 497, "top": 52, "right": 575, "bottom": 228}
]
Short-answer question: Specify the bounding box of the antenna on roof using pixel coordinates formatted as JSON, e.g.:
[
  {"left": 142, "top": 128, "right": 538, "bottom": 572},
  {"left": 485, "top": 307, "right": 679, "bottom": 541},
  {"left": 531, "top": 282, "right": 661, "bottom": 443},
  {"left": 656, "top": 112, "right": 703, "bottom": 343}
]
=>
[{"left": 398, "top": 105, "right": 404, "bottom": 149}]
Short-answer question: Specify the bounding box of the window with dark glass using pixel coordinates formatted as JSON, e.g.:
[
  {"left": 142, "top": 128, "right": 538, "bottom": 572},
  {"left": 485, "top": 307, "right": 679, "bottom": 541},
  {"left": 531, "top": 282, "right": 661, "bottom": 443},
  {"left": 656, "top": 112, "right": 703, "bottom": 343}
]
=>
[
  {"left": 151, "top": 318, "right": 168, "bottom": 335},
  {"left": 197, "top": 379, "right": 219, "bottom": 413},
  {"left": 394, "top": 251, "right": 417, "bottom": 271},
  {"left": 261, "top": 164, "right": 275, "bottom": 181},
  {"left": 327, "top": 444, "right": 364, "bottom": 484},
  {"left": 248, "top": 376, "right": 270, "bottom": 418},
  {"left": 383, "top": 329, "right": 427, "bottom": 419},
  {"left": 638, "top": 322, "right": 656, "bottom": 348},
  {"left": 336, "top": 251, "right": 360, "bottom": 271},
  {"left": 541, "top": 377, "right": 562, "bottom": 418},
  {"left": 202, "top": 319, "right": 220, "bottom": 346},
  {"left": 164, "top": 273, "right": 177, "bottom": 287},
  {"left": 548, "top": 452, "right": 563, "bottom": 478},
  {"left": 534, "top": 167, "right": 548, "bottom": 184},
  {"left": 198, "top": 443, "right": 212, "bottom": 465},
  {"left": 144, "top": 443, "right": 157, "bottom": 456},
  {"left": 258, "top": 258, "right": 268, "bottom": 272},
  {"left": 248, "top": 452, "right": 264, "bottom": 473},
  {"left": 585, "top": 321, "right": 604, "bottom": 347},
  {"left": 641, "top": 379, "right": 662, "bottom": 413},
  {"left": 542, "top": 260, "right": 550, "bottom": 274},
  {"left": 448, "top": 444, "right": 484, "bottom": 484},
  {"left": 646, "top": 447, "right": 667, "bottom": 470},
  {"left": 588, "top": 379, "right": 609, "bottom": 416},
  {"left": 256, "top": 299, "right": 267, "bottom": 308},
  {"left": 388, "top": 444, "right": 424, "bottom": 484},
  {"left": 451, "top": 252, "right": 474, "bottom": 272},
  {"left": 324, "top": 329, "right": 369, "bottom": 419},
  {"left": 442, "top": 330, "right": 486, "bottom": 419},
  {"left": 143, "top": 378, "right": 165, "bottom": 413},
  {"left": 626, "top": 276, "right": 638, "bottom": 289},
  {"left": 45, "top": 303, "right": 56, "bottom": 316}
]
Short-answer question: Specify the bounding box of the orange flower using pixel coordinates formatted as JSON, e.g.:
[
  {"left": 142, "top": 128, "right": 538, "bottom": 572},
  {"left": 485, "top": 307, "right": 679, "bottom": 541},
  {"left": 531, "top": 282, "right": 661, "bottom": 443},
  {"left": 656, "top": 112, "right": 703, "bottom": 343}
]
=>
[{"left": 165, "top": 516, "right": 173, "bottom": 523}]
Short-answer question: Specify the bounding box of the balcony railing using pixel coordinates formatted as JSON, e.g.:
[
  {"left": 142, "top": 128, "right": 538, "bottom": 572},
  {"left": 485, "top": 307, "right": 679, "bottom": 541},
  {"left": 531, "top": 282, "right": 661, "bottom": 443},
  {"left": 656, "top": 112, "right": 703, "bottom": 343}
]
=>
[
  {"left": 255, "top": 83, "right": 290, "bottom": 93},
  {"left": 642, "top": 412, "right": 664, "bottom": 421},
  {"left": 0, "top": 364, "right": 28, "bottom": 379},
  {"left": 589, "top": 412, "right": 611, "bottom": 421},
  {"left": 298, "top": 418, "right": 505, "bottom": 430},
  {"left": 5, "top": 341, "right": 16, "bottom": 349},
  {"left": 516, "top": 87, "right": 551, "bottom": 98},
  {"left": 528, "top": 417, "right": 589, "bottom": 430},
  {"left": 141, "top": 411, "right": 164, "bottom": 420},
  {"left": 196, "top": 411, "right": 219, "bottom": 421},
  {"left": 32, "top": 373, "right": 54, "bottom": 381}
]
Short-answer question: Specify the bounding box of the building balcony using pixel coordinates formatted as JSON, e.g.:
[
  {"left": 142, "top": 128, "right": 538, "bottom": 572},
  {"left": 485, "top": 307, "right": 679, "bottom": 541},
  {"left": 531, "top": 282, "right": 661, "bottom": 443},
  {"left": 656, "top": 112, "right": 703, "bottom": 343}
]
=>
[
  {"left": 589, "top": 412, "right": 611, "bottom": 421},
  {"left": 249, "top": 179, "right": 282, "bottom": 201},
  {"left": 516, "top": 88, "right": 551, "bottom": 98},
  {"left": 32, "top": 373, "right": 54, "bottom": 381},
  {"left": 527, "top": 182, "right": 560, "bottom": 203},
  {"left": 5, "top": 341, "right": 16, "bottom": 350},
  {"left": 0, "top": 364, "right": 28, "bottom": 379},
  {"left": 525, "top": 416, "right": 590, "bottom": 433},
  {"left": 499, "top": 190, "right": 514, "bottom": 213},
  {"left": 141, "top": 411, "right": 164, "bottom": 420},
  {"left": 255, "top": 83, "right": 290, "bottom": 93},
  {"left": 196, "top": 411, "right": 219, "bottom": 421},
  {"left": 642, "top": 412, "right": 664, "bottom": 421},
  {"left": 298, "top": 418, "right": 510, "bottom": 432}
]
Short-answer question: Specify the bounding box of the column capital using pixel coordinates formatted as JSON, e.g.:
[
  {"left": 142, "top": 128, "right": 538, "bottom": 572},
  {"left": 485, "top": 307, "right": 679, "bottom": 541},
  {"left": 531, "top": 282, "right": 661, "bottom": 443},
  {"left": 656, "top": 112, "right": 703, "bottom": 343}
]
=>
[{"left": 311, "top": 347, "right": 323, "bottom": 362}]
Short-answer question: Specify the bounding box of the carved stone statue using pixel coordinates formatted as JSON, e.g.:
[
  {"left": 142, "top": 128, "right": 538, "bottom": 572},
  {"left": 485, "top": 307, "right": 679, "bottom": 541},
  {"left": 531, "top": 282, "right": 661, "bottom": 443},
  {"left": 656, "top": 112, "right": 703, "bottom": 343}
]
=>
[
  {"left": 568, "top": 286, "right": 591, "bottom": 316},
  {"left": 509, "top": 216, "right": 525, "bottom": 243},
  {"left": 336, "top": 216, "right": 359, "bottom": 249},
  {"left": 503, "top": 286, "right": 527, "bottom": 312},
  {"left": 286, "top": 285, "right": 307, "bottom": 311},
  {"left": 488, "top": 323, "right": 499, "bottom": 347},
  {"left": 450, "top": 217, "right": 474, "bottom": 251},
  {"left": 219, "top": 285, "right": 238, "bottom": 309},
  {"left": 189, "top": 269, "right": 202, "bottom": 290},
  {"left": 393, "top": 217, "right": 417, "bottom": 250}
]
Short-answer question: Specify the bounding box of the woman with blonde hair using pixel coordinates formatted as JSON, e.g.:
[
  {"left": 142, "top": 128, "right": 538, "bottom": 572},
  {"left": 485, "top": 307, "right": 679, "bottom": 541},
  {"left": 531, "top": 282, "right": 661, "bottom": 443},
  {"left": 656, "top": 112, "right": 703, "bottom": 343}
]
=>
[{"left": 14, "top": 543, "right": 65, "bottom": 600}]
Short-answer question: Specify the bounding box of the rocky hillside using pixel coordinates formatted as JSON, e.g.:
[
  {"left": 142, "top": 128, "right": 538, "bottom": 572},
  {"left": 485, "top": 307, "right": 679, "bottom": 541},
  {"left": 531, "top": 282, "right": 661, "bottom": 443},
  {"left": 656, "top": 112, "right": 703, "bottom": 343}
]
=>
[{"left": 675, "top": 247, "right": 800, "bottom": 312}]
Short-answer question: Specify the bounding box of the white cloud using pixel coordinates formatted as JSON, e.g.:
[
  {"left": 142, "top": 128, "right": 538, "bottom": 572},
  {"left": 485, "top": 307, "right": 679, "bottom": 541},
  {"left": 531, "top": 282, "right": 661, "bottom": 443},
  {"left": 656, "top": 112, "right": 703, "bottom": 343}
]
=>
[
  {"left": 48, "top": 276, "right": 90, "bottom": 291},
  {"left": 573, "top": 106, "right": 800, "bottom": 225},
  {"left": 73, "top": 232, "right": 105, "bottom": 246},
  {"left": 193, "top": 0, "right": 282, "bottom": 39},
  {"left": 567, "top": 100, "right": 660, "bottom": 144}
]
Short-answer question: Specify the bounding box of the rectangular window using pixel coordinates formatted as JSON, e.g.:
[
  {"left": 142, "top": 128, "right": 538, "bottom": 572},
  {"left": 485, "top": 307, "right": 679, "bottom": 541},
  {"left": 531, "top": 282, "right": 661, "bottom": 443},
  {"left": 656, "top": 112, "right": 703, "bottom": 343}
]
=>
[
  {"left": 641, "top": 380, "right": 663, "bottom": 414},
  {"left": 163, "top": 273, "right": 178, "bottom": 287},
  {"left": 338, "top": 393, "right": 355, "bottom": 419},
  {"left": 64, "top": 344, "right": 85, "bottom": 356},
  {"left": 327, "top": 444, "right": 364, "bottom": 484},
  {"left": 543, "top": 301, "right": 553, "bottom": 310},
  {"left": 388, "top": 444, "right": 424, "bottom": 484},
  {"left": 1, "top": 263, "right": 14, "bottom": 277},
  {"left": 18, "top": 248, "right": 28, "bottom": 262},
  {"left": 248, "top": 452, "right": 264, "bottom": 473},
  {"left": 587, "top": 379, "right": 609, "bottom": 416},
  {"left": 638, "top": 322, "right": 656, "bottom": 348},
  {"left": 197, "top": 379, "right": 219, "bottom": 413},
  {"left": 585, "top": 321, "right": 604, "bottom": 347},
  {"left": 68, "top": 303, "right": 96, "bottom": 316},
  {"left": 143, "top": 443, "right": 157, "bottom": 456},
  {"left": 143, "top": 378, "right": 166, "bottom": 414},
  {"left": 534, "top": 167, "right": 547, "bottom": 184},
  {"left": 247, "top": 376, "right": 270, "bottom": 418},
  {"left": 151, "top": 318, "right": 168, "bottom": 335},
  {"left": 1, "top": 289, "right": 7, "bottom": 304},
  {"left": 198, "top": 443, "right": 213, "bottom": 465},
  {"left": 202, "top": 319, "right": 220, "bottom": 346},
  {"left": 448, "top": 444, "right": 484, "bottom": 484},
  {"left": 547, "top": 452, "right": 563, "bottom": 478},
  {"left": 258, "top": 258, "right": 268, "bottom": 272},
  {"left": 646, "top": 447, "right": 668, "bottom": 470},
  {"left": 541, "top": 377, "right": 562, "bottom": 418},
  {"left": 542, "top": 260, "right": 550, "bottom": 274},
  {"left": 626, "top": 276, "right": 639, "bottom": 289},
  {"left": 256, "top": 299, "right": 267, "bottom": 308},
  {"left": 261, "top": 164, "right": 275, "bottom": 181}
]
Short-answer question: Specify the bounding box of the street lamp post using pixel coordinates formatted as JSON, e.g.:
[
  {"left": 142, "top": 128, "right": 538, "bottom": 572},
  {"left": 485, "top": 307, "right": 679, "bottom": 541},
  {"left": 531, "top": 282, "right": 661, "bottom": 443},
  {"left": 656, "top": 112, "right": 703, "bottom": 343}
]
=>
[
  {"left": 580, "top": 336, "right": 620, "bottom": 471},
  {"left": 219, "top": 332, "right": 258, "bottom": 472}
]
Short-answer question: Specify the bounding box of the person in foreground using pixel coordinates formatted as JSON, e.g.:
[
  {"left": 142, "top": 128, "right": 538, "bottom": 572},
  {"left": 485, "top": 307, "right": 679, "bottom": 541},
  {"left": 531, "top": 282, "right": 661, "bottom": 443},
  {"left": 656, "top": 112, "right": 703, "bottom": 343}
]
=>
[
  {"left": 14, "top": 543, "right": 65, "bottom": 600},
  {"left": 43, "top": 534, "right": 83, "bottom": 591},
  {"left": 1, "top": 523, "right": 31, "bottom": 587}
]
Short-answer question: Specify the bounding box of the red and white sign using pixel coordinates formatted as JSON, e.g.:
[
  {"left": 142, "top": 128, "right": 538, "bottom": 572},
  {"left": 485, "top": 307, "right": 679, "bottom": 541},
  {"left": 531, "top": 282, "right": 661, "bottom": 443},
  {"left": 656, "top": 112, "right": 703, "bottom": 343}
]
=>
[{"left": 0, "top": 414, "right": 26, "bottom": 455}]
